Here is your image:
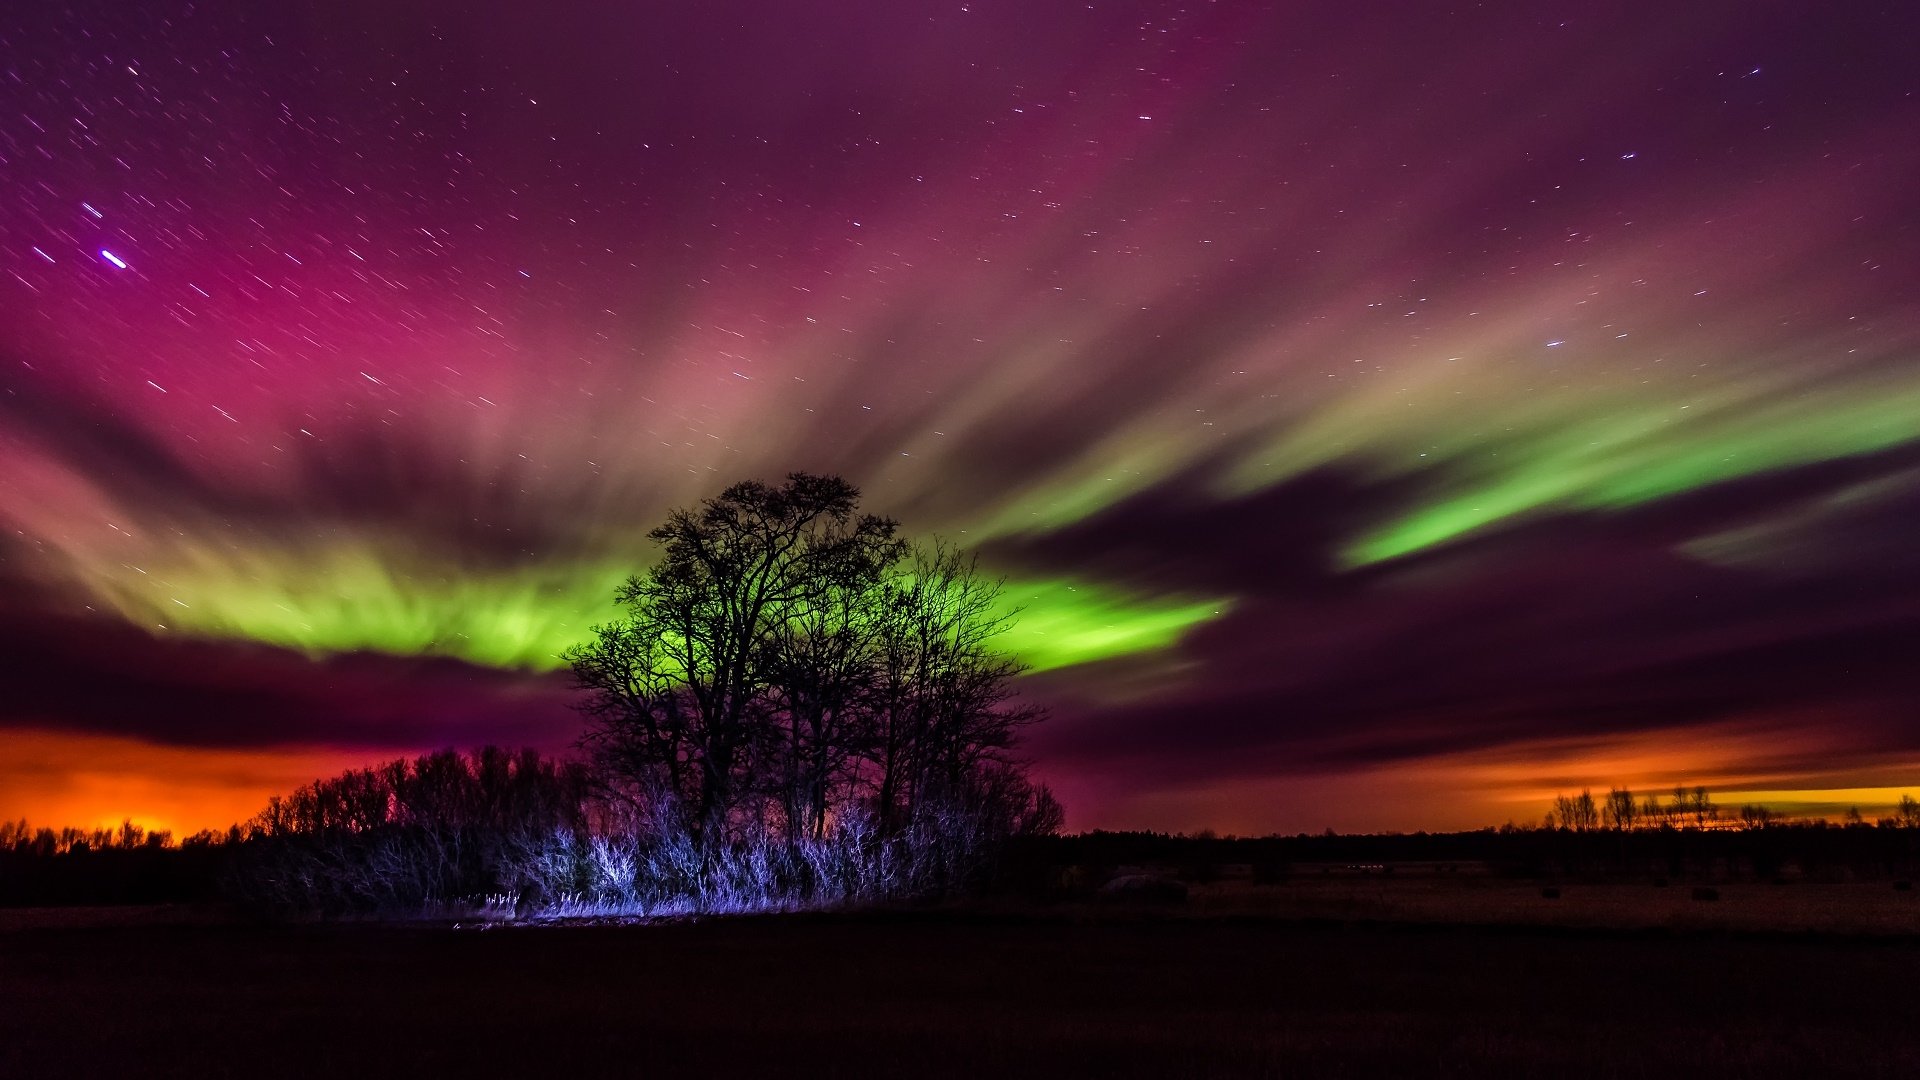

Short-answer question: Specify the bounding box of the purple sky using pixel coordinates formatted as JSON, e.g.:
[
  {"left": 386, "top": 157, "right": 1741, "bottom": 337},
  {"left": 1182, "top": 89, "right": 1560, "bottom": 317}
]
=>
[{"left": 2, "top": 0, "right": 1917, "bottom": 833}]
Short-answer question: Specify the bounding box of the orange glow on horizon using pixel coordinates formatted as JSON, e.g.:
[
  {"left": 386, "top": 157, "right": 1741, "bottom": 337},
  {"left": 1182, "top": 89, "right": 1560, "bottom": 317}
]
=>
[
  {"left": 1048, "top": 710, "right": 1920, "bottom": 835},
  {"left": 0, "top": 729, "right": 388, "bottom": 838},
  {"left": 10, "top": 708, "right": 1920, "bottom": 840}
]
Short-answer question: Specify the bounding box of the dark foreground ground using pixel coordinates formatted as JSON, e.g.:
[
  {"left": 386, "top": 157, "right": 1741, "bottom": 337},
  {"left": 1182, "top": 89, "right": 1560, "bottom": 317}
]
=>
[{"left": 4, "top": 906, "right": 1918, "bottom": 1079}]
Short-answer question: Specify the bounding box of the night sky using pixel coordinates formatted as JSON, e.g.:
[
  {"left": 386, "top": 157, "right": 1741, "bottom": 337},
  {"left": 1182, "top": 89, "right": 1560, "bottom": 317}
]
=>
[{"left": 3, "top": 1, "right": 1917, "bottom": 835}]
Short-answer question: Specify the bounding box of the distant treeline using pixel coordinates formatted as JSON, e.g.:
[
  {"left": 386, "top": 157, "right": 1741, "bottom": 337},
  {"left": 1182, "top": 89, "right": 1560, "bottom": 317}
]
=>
[
  {"left": 0, "top": 820, "right": 232, "bottom": 906},
  {"left": 1013, "top": 817, "right": 1920, "bottom": 888},
  {"left": 13, "top": 794, "right": 1920, "bottom": 910},
  {"left": 1542, "top": 785, "right": 1920, "bottom": 832}
]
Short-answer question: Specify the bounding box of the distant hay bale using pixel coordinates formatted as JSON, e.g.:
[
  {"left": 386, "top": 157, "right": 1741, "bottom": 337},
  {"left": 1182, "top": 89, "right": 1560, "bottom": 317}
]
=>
[
  {"left": 1691, "top": 886, "right": 1720, "bottom": 902},
  {"left": 1540, "top": 886, "right": 1561, "bottom": 900}
]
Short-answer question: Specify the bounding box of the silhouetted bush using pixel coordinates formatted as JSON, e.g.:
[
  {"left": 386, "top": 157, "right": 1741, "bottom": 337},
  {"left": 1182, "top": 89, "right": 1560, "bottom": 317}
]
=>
[{"left": 222, "top": 746, "right": 1053, "bottom": 918}]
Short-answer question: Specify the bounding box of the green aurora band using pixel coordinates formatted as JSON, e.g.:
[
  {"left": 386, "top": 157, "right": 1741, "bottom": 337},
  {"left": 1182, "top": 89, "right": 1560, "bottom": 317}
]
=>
[
  {"left": 1342, "top": 368, "right": 1920, "bottom": 565},
  {"left": 65, "top": 359, "right": 1920, "bottom": 674},
  {"left": 972, "top": 350, "right": 1920, "bottom": 572},
  {"left": 85, "top": 545, "right": 1227, "bottom": 675}
]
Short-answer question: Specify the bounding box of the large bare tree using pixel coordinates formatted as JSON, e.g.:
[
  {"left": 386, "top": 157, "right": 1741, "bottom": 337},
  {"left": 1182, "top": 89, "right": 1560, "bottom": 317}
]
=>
[
  {"left": 567, "top": 472, "right": 1053, "bottom": 847},
  {"left": 567, "top": 473, "right": 900, "bottom": 838}
]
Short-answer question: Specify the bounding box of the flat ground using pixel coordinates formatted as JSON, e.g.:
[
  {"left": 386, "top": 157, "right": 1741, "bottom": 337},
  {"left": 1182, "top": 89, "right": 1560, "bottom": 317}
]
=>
[
  {"left": 1180, "top": 873, "right": 1920, "bottom": 935},
  {"left": 4, "top": 892, "right": 1919, "bottom": 1078}
]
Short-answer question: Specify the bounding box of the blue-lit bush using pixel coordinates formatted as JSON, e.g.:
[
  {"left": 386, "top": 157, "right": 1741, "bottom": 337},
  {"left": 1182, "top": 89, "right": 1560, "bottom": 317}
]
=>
[{"left": 226, "top": 747, "right": 1059, "bottom": 919}]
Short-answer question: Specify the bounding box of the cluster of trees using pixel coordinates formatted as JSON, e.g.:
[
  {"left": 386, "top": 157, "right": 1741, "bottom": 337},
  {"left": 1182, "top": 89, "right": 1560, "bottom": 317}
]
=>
[
  {"left": 232, "top": 747, "right": 597, "bottom": 914},
  {"left": 565, "top": 472, "right": 1061, "bottom": 845},
  {"left": 0, "top": 818, "right": 186, "bottom": 855},
  {"left": 220, "top": 474, "right": 1060, "bottom": 917},
  {"left": 1546, "top": 787, "right": 1920, "bottom": 832},
  {"left": 253, "top": 746, "right": 590, "bottom": 838},
  {"left": 1547, "top": 786, "right": 1724, "bottom": 831},
  {"left": 1841, "top": 795, "right": 1920, "bottom": 830},
  {"left": 0, "top": 819, "right": 235, "bottom": 906}
]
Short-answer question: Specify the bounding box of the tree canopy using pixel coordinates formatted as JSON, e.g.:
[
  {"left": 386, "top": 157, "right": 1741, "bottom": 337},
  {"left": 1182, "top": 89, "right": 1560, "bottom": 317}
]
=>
[{"left": 566, "top": 472, "right": 1058, "bottom": 843}]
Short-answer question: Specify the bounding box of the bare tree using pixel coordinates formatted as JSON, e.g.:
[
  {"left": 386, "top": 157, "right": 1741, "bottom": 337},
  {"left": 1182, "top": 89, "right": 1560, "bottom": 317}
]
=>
[
  {"left": 762, "top": 524, "right": 902, "bottom": 839},
  {"left": 566, "top": 474, "right": 1049, "bottom": 849},
  {"left": 870, "top": 540, "right": 1042, "bottom": 834},
  {"left": 1688, "top": 786, "right": 1719, "bottom": 829},
  {"left": 1552, "top": 790, "right": 1600, "bottom": 831},
  {"left": 1603, "top": 787, "right": 1639, "bottom": 831},
  {"left": 568, "top": 473, "right": 898, "bottom": 839}
]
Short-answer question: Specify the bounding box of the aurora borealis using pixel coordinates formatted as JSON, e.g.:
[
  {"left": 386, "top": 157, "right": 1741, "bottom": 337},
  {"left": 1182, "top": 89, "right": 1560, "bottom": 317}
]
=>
[{"left": 2, "top": 0, "right": 1917, "bottom": 836}]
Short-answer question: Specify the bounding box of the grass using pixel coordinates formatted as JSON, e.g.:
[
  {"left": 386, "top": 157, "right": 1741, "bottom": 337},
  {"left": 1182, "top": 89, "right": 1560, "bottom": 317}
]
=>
[
  {"left": 4, "top": 893, "right": 1920, "bottom": 1078},
  {"left": 1171, "top": 873, "right": 1920, "bottom": 935}
]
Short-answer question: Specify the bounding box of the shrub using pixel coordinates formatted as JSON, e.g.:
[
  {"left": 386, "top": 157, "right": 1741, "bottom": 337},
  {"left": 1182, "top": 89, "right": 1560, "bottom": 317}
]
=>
[{"left": 225, "top": 747, "right": 1040, "bottom": 919}]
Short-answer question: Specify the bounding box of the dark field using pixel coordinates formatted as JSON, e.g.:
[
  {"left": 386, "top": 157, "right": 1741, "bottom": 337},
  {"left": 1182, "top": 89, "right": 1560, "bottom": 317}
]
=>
[{"left": 5, "top": 902, "right": 1920, "bottom": 1078}]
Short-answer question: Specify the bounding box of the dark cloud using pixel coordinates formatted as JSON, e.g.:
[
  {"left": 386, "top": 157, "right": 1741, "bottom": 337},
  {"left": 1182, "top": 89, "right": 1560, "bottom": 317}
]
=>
[
  {"left": 985, "top": 455, "right": 1421, "bottom": 598},
  {"left": 1019, "top": 449, "right": 1920, "bottom": 790},
  {"left": 0, "top": 609, "right": 579, "bottom": 753}
]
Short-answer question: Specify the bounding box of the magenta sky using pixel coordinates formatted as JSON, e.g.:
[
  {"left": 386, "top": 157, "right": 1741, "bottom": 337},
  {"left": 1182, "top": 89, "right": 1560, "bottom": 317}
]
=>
[{"left": 2, "top": 1, "right": 1918, "bottom": 834}]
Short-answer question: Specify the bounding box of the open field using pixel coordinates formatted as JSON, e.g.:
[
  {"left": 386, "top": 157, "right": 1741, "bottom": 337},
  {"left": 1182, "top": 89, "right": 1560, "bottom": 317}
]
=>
[
  {"left": 1171, "top": 873, "right": 1920, "bottom": 936},
  {"left": 5, "top": 896, "right": 1920, "bottom": 1078}
]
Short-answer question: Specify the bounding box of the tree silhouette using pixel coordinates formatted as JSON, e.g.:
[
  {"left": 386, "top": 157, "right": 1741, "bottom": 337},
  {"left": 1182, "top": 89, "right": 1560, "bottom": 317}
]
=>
[
  {"left": 869, "top": 540, "right": 1043, "bottom": 835},
  {"left": 568, "top": 473, "right": 899, "bottom": 838},
  {"left": 1549, "top": 790, "right": 1600, "bottom": 831},
  {"left": 566, "top": 472, "right": 1051, "bottom": 846},
  {"left": 1603, "top": 787, "right": 1639, "bottom": 831}
]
